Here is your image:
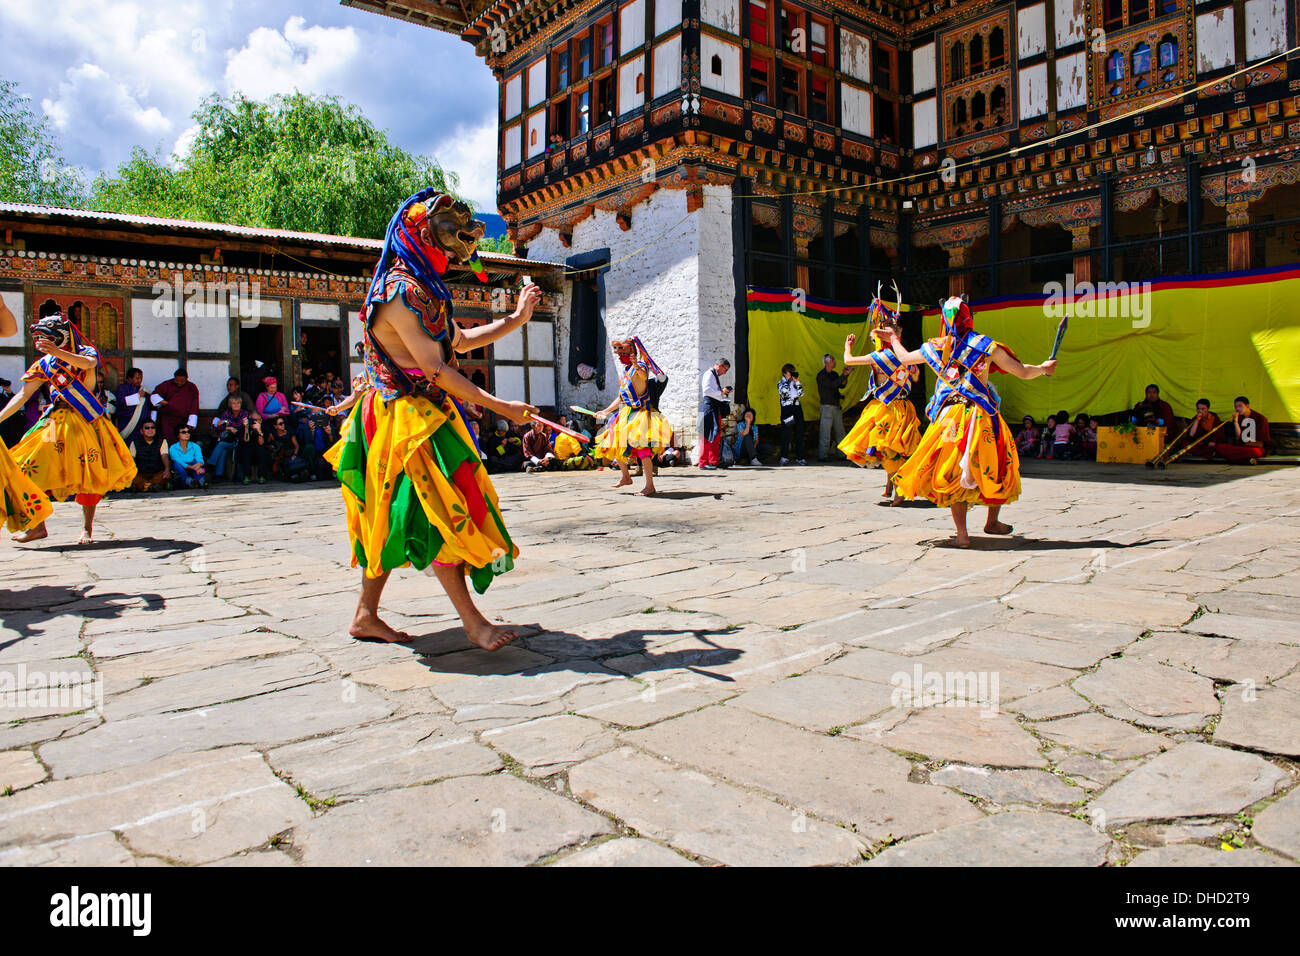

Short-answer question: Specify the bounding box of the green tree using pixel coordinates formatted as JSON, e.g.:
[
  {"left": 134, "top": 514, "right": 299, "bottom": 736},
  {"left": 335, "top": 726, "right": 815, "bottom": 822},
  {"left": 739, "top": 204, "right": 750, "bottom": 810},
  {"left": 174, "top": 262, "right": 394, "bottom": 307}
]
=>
[
  {"left": 0, "top": 79, "right": 85, "bottom": 206},
  {"left": 89, "top": 92, "right": 470, "bottom": 239},
  {"left": 476, "top": 235, "right": 516, "bottom": 255}
]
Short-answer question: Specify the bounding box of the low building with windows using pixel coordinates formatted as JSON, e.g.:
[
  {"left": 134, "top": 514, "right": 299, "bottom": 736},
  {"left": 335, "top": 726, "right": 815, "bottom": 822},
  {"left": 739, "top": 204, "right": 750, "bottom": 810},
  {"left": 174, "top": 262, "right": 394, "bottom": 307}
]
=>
[{"left": 0, "top": 203, "right": 564, "bottom": 419}]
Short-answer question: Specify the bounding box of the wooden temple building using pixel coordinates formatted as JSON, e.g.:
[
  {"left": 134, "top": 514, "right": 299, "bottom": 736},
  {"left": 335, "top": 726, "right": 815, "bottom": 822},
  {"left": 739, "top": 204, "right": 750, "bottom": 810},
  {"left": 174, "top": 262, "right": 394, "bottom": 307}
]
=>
[{"left": 344, "top": 0, "right": 1299, "bottom": 436}]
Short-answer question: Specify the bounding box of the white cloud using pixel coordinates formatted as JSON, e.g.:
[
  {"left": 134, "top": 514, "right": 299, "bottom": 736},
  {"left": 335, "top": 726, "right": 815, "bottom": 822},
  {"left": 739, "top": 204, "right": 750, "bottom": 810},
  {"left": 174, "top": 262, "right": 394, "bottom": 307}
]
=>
[
  {"left": 224, "top": 16, "right": 362, "bottom": 100},
  {"left": 430, "top": 116, "right": 501, "bottom": 213}
]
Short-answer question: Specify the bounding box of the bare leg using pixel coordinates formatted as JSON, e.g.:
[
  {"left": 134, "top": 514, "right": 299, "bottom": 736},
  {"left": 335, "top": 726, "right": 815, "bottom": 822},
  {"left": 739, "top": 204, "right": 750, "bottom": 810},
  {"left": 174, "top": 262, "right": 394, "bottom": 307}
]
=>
[
  {"left": 949, "top": 503, "right": 972, "bottom": 548},
  {"left": 79, "top": 502, "right": 97, "bottom": 545},
  {"left": 612, "top": 459, "right": 633, "bottom": 489},
  {"left": 431, "top": 561, "right": 517, "bottom": 651},
  {"left": 881, "top": 472, "right": 893, "bottom": 497},
  {"left": 349, "top": 569, "right": 413, "bottom": 643},
  {"left": 639, "top": 455, "right": 657, "bottom": 496},
  {"left": 984, "top": 505, "right": 1013, "bottom": 535},
  {"left": 12, "top": 520, "right": 48, "bottom": 543}
]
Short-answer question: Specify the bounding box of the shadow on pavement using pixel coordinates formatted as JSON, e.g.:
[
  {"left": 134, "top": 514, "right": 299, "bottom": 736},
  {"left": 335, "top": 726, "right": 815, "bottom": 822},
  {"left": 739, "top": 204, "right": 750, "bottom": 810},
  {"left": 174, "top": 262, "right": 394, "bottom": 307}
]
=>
[
  {"left": 0, "top": 583, "right": 166, "bottom": 649},
  {"left": 922, "top": 535, "right": 1171, "bottom": 551}
]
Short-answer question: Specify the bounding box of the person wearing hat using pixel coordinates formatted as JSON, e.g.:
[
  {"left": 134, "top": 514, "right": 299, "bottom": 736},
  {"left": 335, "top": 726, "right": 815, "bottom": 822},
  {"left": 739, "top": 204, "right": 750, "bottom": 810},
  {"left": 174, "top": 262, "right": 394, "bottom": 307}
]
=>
[
  {"left": 153, "top": 367, "right": 200, "bottom": 443},
  {"left": 256, "top": 375, "right": 290, "bottom": 420},
  {"left": 0, "top": 312, "right": 135, "bottom": 544}
]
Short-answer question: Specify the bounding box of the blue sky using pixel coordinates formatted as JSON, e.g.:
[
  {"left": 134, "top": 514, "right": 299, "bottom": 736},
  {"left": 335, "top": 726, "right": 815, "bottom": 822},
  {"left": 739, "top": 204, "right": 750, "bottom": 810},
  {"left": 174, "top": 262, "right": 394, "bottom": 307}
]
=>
[{"left": 1, "top": 0, "right": 502, "bottom": 211}]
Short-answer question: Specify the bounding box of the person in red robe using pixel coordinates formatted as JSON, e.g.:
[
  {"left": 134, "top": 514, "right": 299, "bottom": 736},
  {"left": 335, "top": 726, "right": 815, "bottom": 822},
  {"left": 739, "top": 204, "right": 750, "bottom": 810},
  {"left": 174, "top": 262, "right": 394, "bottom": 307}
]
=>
[
  {"left": 1211, "top": 396, "right": 1270, "bottom": 464},
  {"left": 153, "top": 368, "right": 200, "bottom": 443}
]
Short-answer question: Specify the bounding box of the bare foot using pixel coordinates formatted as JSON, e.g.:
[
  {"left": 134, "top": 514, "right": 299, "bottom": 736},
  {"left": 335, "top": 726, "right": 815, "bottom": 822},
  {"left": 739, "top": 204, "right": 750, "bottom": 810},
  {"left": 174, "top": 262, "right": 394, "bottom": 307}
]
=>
[
  {"left": 881, "top": 487, "right": 893, "bottom": 498},
  {"left": 984, "top": 521, "right": 1014, "bottom": 535},
  {"left": 78, "top": 531, "right": 93, "bottom": 545},
  {"left": 890, "top": 495, "right": 904, "bottom": 507},
  {"left": 950, "top": 534, "right": 972, "bottom": 548},
  {"left": 349, "top": 611, "right": 414, "bottom": 643},
  {"left": 465, "top": 619, "right": 518, "bottom": 652},
  {"left": 12, "top": 526, "right": 48, "bottom": 543},
  {"left": 612, "top": 477, "right": 633, "bottom": 489}
]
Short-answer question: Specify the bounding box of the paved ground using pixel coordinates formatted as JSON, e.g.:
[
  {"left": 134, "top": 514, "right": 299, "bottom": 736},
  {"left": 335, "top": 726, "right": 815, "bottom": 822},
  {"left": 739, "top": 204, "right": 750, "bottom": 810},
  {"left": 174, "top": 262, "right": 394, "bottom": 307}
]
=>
[{"left": 1, "top": 459, "right": 1298, "bottom": 867}]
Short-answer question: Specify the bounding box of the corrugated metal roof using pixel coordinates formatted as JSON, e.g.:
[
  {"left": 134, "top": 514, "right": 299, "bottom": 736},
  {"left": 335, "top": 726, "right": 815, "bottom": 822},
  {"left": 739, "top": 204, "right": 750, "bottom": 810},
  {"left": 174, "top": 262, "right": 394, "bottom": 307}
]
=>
[{"left": 0, "top": 202, "right": 564, "bottom": 269}]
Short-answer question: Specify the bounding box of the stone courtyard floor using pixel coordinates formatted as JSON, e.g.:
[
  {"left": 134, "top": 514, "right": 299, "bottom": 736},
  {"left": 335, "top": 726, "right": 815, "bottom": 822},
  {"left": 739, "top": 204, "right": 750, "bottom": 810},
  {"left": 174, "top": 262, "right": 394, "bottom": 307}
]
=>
[{"left": 1, "top": 459, "right": 1298, "bottom": 867}]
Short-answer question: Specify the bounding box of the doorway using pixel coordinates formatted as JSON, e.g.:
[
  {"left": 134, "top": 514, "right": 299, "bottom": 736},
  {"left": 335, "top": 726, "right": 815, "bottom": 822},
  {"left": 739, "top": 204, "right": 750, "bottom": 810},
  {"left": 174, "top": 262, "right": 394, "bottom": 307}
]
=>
[
  {"left": 239, "top": 324, "right": 284, "bottom": 390},
  {"left": 298, "top": 326, "right": 345, "bottom": 382}
]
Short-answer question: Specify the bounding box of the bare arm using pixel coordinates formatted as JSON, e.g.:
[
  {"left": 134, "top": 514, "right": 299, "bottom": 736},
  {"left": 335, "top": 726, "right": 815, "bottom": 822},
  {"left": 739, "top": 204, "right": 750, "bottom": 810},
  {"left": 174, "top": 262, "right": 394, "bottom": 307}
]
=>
[
  {"left": 990, "top": 346, "right": 1055, "bottom": 380},
  {"left": 35, "top": 340, "right": 97, "bottom": 370},
  {"left": 382, "top": 301, "right": 537, "bottom": 424},
  {"left": 0, "top": 296, "right": 17, "bottom": 339},
  {"left": 454, "top": 284, "right": 540, "bottom": 351},
  {"left": 842, "top": 333, "right": 877, "bottom": 368},
  {"left": 599, "top": 367, "right": 644, "bottom": 419},
  {"left": 0, "top": 379, "right": 39, "bottom": 424},
  {"left": 876, "top": 327, "right": 926, "bottom": 366}
]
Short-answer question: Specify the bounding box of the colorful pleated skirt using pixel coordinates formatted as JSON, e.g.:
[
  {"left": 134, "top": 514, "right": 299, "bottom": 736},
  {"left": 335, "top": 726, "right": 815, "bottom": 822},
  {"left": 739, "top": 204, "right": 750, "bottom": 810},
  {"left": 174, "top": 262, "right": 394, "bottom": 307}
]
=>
[
  {"left": 11, "top": 406, "right": 136, "bottom": 505},
  {"left": 839, "top": 398, "right": 921, "bottom": 475},
  {"left": 893, "top": 401, "right": 1020, "bottom": 508},
  {"left": 593, "top": 405, "right": 673, "bottom": 462},
  {"left": 324, "top": 390, "right": 516, "bottom": 593},
  {"left": 0, "top": 438, "right": 52, "bottom": 533}
]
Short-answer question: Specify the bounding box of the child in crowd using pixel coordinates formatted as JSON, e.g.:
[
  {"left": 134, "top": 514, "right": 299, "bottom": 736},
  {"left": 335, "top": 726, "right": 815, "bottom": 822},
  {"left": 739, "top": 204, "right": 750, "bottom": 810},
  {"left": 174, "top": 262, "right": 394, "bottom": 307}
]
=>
[
  {"left": 1052, "top": 410, "right": 1073, "bottom": 459},
  {"left": 733, "top": 408, "right": 760, "bottom": 465},
  {"left": 1082, "top": 417, "right": 1099, "bottom": 460},
  {"left": 1016, "top": 416, "right": 1040, "bottom": 456},
  {"left": 1037, "top": 416, "right": 1057, "bottom": 458}
]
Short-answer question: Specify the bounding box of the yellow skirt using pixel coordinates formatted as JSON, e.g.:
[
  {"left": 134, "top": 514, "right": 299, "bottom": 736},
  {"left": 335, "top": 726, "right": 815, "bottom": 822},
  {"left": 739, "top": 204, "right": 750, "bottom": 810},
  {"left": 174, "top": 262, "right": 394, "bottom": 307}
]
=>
[
  {"left": 840, "top": 399, "right": 921, "bottom": 475},
  {"left": 893, "top": 402, "right": 1020, "bottom": 508},
  {"left": 593, "top": 405, "right": 673, "bottom": 462},
  {"left": 324, "top": 391, "right": 516, "bottom": 592},
  {"left": 12, "top": 407, "right": 136, "bottom": 503},
  {"left": 0, "top": 438, "right": 52, "bottom": 533}
]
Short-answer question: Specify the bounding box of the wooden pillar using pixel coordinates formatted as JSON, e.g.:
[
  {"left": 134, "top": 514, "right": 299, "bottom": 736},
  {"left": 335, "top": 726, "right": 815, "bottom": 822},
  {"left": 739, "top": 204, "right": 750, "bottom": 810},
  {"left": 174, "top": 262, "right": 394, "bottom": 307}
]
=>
[
  {"left": 946, "top": 245, "right": 969, "bottom": 297},
  {"left": 1227, "top": 201, "right": 1251, "bottom": 271},
  {"left": 1071, "top": 225, "right": 1094, "bottom": 284}
]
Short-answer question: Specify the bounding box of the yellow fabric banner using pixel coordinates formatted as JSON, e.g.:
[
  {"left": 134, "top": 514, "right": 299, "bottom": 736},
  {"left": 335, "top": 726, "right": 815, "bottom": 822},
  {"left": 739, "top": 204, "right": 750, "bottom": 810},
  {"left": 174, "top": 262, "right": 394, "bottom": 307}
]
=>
[
  {"left": 913, "top": 272, "right": 1300, "bottom": 425},
  {"left": 746, "top": 302, "right": 879, "bottom": 425}
]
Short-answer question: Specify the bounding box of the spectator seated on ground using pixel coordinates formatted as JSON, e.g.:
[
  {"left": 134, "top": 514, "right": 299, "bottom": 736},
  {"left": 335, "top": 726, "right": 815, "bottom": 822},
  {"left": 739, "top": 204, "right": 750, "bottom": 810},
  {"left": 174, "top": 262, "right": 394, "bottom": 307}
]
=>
[
  {"left": 129, "top": 421, "right": 170, "bottom": 492},
  {"left": 1211, "top": 396, "right": 1270, "bottom": 464},
  {"left": 169, "top": 425, "right": 207, "bottom": 489},
  {"left": 1081, "top": 417, "right": 1099, "bottom": 460},
  {"left": 485, "top": 420, "right": 524, "bottom": 473},
  {"left": 256, "top": 376, "right": 291, "bottom": 420},
  {"left": 296, "top": 414, "right": 334, "bottom": 479},
  {"left": 733, "top": 408, "right": 760, "bottom": 465},
  {"left": 1016, "top": 416, "right": 1040, "bottom": 456},
  {"left": 553, "top": 415, "right": 595, "bottom": 470},
  {"left": 1036, "top": 416, "right": 1056, "bottom": 459},
  {"left": 1132, "top": 383, "right": 1176, "bottom": 430},
  {"left": 1172, "top": 398, "right": 1222, "bottom": 460},
  {"left": 268, "top": 416, "right": 310, "bottom": 482},
  {"left": 217, "top": 377, "right": 255, "bottom": 419},
  {"left": 522, "top": 420, "right": 557, "bottom": 472}
]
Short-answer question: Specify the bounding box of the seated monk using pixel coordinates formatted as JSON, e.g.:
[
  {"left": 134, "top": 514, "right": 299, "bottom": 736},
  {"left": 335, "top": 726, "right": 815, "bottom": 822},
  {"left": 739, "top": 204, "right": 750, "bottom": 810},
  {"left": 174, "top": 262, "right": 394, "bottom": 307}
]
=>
[
  {"left": 1211, "top": 396, "right": 1270, "bottom": 464},
  {"left": 1170, "top": 398, "right": 1221, "bottom": 460}
]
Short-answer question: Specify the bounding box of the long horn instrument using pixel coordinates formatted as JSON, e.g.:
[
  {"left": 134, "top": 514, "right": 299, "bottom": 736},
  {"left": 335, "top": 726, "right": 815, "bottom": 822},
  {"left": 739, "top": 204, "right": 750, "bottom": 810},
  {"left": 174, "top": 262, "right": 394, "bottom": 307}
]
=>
[
  {"left": 1153, "top": 418, "right": 1231, "bottom": 469},
  {"left": 1146, "top": 417, "right": 1199, "bottom": 468}
]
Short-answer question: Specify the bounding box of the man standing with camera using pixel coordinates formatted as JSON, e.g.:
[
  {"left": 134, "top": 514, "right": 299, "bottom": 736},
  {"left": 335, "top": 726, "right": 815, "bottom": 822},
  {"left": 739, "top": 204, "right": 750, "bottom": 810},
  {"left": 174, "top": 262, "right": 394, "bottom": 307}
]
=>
[
  {"left": 698, "top": 357, "right": 731, "bottom": 470},
  {"left": 816, "top": 353, "right": 849, "bottom": 461}
]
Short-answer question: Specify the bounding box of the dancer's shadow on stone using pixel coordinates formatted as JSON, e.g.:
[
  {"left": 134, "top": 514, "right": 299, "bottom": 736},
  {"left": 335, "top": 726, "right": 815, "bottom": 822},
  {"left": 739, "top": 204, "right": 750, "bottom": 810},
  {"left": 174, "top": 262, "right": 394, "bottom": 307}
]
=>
[
  {"left": 637, "top": 491, "right": 734, "bottom": 501},
  {"left": 0, "top": 583, "right": 166, "bottom": 649},
  {"left": 394, "top": 623, "right": 743, "bottom": 683},
  {"left": 923, "top": 535, "right": 1168, "bottom": 551},
  {"left": 50, "top": 537, "right": 203, "bottom": 559}
]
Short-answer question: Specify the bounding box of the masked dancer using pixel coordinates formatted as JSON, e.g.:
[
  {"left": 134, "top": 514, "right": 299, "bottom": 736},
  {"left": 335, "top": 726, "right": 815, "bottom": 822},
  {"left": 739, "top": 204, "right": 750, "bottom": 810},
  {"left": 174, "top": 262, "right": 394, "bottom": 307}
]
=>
[
  {"left": 593, "top": 337, "right": 673, "bottom": 496},
  {"left": 0, "top": 299, "right": 53, "bottom": 538},
  {"left": 0, "top": 312, "right": 135, "bottom": 544},
  {"left": 876, "top": 297, "right": 1055, "bottom": 547},
  {"left": 324, "top": 190, "right": 539, "bottom": 649},
  {"left": 839, "top": 289, "right": 921, "bottom": 505}
]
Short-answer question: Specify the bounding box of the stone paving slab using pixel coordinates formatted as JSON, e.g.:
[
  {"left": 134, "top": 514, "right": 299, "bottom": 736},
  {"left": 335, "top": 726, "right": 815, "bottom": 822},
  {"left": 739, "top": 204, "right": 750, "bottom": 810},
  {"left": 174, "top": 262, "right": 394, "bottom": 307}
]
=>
[
  {"left": 624, "top": 706, "right": 982, "bottom": 844},
  {"left": 568, "top": 747, "right": 868, "bottom": 866},
  {"left": 294, "top": 773, "right": 612, "bottom": 866},
  {"left": 0, "top": 748, "right": 308, "bottom": 865},
  {"left": 865, "top": 811, "right": 1112, "bottom": 867},
  {"left": 3, "top": 461, "right": 1298, "bottom": 866}
]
